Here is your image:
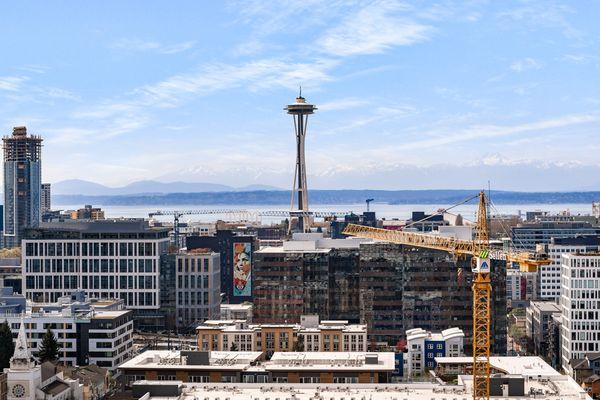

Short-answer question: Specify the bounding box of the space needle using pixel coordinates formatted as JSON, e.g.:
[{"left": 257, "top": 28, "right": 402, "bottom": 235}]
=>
[{"left": 285, "top": 89, "right": 317, "bottom": 233}]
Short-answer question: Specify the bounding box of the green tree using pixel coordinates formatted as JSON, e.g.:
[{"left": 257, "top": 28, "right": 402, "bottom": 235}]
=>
[
  {"left": 292, "top": 340, "right": 304, "bottom": 352},
  {"left": 229, "top": 342, "right": 238, "bottom": 351},
  {"left": 0, "top": 320, "right": 15, "bottom": 369},
  {"left": 38, "top": 328, "right": 60, "bottom": 363}
]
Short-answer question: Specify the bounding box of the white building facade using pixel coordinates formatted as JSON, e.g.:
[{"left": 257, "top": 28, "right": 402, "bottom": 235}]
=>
[
  {"left": 405, "top": 327, "right": 465, "bottom": 376},
  {"left": 538, "top": 236, "right": 600, "bottom": 300},
  {"left": 21, "top": 220, "right": 169, "bottom": 309},
  {"left": 1, "top": 308, "right": 133, "bottom": 371},
  {"left": 560, "top": 253, "right": 600, "bottom": 373}
]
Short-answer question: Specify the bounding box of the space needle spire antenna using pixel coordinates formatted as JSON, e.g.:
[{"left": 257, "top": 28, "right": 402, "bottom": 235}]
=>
[{"left": 285, "top": 89, "right": 317, "bottom": 233}]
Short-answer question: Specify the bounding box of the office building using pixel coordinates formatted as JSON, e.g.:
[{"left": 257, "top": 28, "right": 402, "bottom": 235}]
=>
[
  {"left": 41, "top": 183, "right": 51, "bottom": 214},
  {"left": 526, "top": 301, "right": 561, "bottom": 358},
  {"left": 253, "top": 233, "right": 364, "bottom": 324},
  {"left": 3, "top": 126, "right": 43, "bottom": 248},
  {"left": 537, "top": 236, "right": 600, "bottom": 300},
  {"left": 178, "top": 222, "right": 215, "bottom": 238},
  {"left": 404, "top": 327, "right": 465, "bottom": 376},
  {"left": 0, "top": 288, "right": 133, "bottom": 371},
  {"left": 560, "top": 253, "right": 600, "bottom": 373},
  {"left": 187, "top": 230, "right": 255, "bottom": 303},
  {"left": 175, "top": 249, "right": 220, "bottom": 330},
  {"left": 196, "top": 315, "right": 367, "bottom": 355},
  {"left": 359, "top": 242, "right": 507, "bottom": 355},
  {"left": 128, "top": 355, "right": 588, "bottom": 400},
  {"left": 254, "top": 234, "right": 506, "bottom": 354},
  {"left": 70, "top": 205, "right": 105, "bottom": 220},
  {"left": 21, "top": 219, "right": 169, "bottom": 330},
  {"left": 506, "top": 269, "right": 538, "bottom": 307},
  {"left": 119, "top": 350, "right": 394, "bottom": 386},
  {"left": 511, "top": 221, "right": 600, "bottom": 250},
  {"left": 329, "top": 212, "right": 377, "bottom": 239}
]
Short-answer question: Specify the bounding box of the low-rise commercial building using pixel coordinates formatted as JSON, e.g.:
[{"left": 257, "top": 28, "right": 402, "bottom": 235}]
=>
[
  {"left": 128, "top": 356, "right": 590, "bottom": 400},
  {"left": 196, "top": 315, "right": 367, "bottom": 355},
  {"left": 119, "top": 351, "right": 394, "bottom": 387}
]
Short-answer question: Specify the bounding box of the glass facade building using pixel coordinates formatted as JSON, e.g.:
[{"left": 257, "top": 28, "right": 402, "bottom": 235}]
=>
[{"left": 3, "top": 126, "right": 43, "bottom": 248}]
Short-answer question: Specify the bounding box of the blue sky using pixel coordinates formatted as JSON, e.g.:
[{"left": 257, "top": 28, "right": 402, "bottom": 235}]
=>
[{"left": 1, "top": 1, "right": 599, "bottom": 191}]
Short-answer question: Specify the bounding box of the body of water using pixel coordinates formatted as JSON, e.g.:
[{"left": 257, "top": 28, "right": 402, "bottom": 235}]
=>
[{"left": 55, "top": 202, "right": 595, "bottom": 225}]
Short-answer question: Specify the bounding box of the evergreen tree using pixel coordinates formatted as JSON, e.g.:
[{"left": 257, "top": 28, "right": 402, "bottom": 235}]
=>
[
  {"left": 38, "top": 328, "right": 60, "bottom": 363},
  {"left": 0, "top": 320, "right": 15, "bottom": 369}
]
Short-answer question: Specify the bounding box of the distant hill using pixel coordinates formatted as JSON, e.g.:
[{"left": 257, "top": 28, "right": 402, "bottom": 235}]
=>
[
  {"left": 52, "top": 179, "right": 281, "bottom": 196},
  {"left": 52, "top": 189, "right": 600, "bottom": 206}
]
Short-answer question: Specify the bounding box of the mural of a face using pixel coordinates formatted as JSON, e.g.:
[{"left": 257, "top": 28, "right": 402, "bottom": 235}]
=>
[{"left": 233, "top": 243, "right": 252, "bottom": 296}]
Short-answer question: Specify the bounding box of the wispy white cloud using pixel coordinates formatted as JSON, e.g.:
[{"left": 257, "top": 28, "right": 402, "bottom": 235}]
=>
[
  {"left": 135, "top": 58, "right": 337, "bottom": 108},
  {"left": 510, "top": 58, "right": 542, "bottom": 72},
  {"left": 319, "top": 1, "right": 432, "bottom": 56},
  {"left": 561, "top": 53, "right": 598, "bottom": 64},
  {"left": 66, "top": 57, "right": 337, "bottom": 141},
  {"left": 16, "top": 65, "right": 49, "bottom": 74},
  {"left": 34, "top": 87, "right": 80, "bottom": 101},
  {"left": 111, "top": 38, "right": 196, "bottom": 54},
  {"left": 322, "top": 104, "right": 417, "bottom": 136},
  {"left": 0, "top": 76, "right": 29, "bottom": 91},
  {"left": 392, "top": 111, "right": 600, "bottom": 151}
]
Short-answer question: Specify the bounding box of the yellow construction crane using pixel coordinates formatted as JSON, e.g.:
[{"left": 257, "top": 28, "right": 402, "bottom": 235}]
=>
[{"left": 342, "top": 191, "right": 550, "bottom": 400}]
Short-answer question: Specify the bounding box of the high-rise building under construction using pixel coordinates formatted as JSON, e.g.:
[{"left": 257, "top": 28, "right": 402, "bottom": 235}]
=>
[{"left": 3, "top": 126, "right": 43, "bottom": 248}]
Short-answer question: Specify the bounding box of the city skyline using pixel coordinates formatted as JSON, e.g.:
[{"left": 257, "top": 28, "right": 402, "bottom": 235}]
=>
[{"left": 1, "top": 1, "right": 599, "bottom": 191}]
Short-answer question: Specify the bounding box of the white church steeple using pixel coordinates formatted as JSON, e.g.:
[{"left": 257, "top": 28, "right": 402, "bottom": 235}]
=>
[
  {"left": 10, "top": 319, "right": 34, "bottom": 370},
  {"left": 5, "top": 319, "right": 41, "bottom": 400}
]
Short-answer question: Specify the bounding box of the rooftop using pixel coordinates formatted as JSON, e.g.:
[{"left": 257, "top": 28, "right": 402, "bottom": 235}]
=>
[
  {"left": 435, "top": 356, "right": 560, "bottom": 377},
  {"left": 137, "top": 380, "right": 589, "bottom": 400},
  {"left": 196, "top": 320, "right": 366, "bottom": 333},
  {"left": 529, "top": 301, "right": 561, "bottom": 313},
  {"left": 42, "top": 380, "right": 71, "bottom": 396},
  {"left": 119, "top": 351, "right": 262, "bottom": 371},
  {"left": 406, "top": 327, "right": 464, "bottom": 342},
  {"left": 27, "top": 219, "right": 170, "bottom": 234},
  {"left": 267, "top": 352, "right": 394, "bottom": 372}
]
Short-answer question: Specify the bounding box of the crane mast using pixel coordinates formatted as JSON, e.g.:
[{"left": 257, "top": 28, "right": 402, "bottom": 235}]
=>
[
  {"left": 472, "top": 192, "right": 491, "bottom": 400},
  {"left": 342, "top": 191, "right": 549, "bottom": 400}
]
